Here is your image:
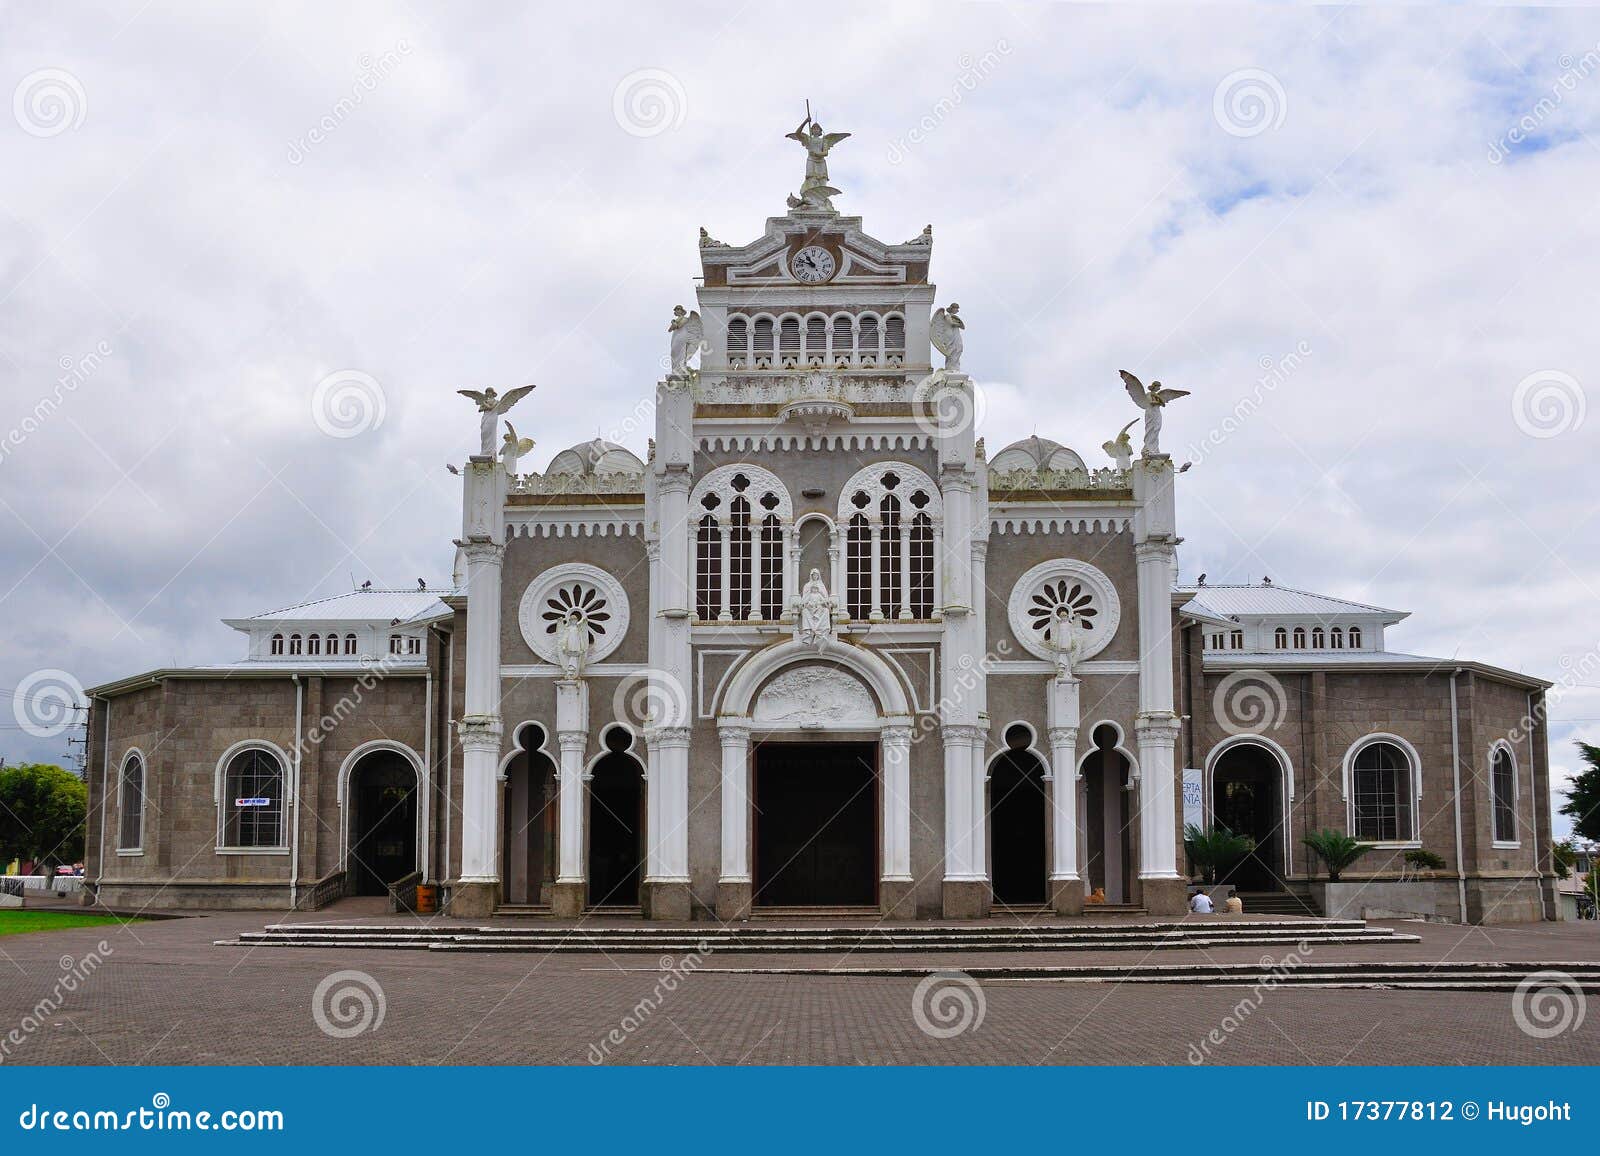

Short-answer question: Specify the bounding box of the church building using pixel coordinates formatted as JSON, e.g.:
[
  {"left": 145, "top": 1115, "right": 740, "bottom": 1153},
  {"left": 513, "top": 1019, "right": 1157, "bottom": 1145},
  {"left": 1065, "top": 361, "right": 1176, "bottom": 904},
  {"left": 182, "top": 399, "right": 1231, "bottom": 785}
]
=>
[{"left": 81, "top": 120, "right": 1557, "bottom": 924}]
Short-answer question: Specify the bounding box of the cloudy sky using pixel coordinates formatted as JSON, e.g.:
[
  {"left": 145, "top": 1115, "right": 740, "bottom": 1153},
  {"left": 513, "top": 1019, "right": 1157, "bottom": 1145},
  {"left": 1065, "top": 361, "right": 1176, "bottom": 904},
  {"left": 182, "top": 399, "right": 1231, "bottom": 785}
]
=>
[{"left": 2, "top": 3, "right": 1596, "bottom": 827}]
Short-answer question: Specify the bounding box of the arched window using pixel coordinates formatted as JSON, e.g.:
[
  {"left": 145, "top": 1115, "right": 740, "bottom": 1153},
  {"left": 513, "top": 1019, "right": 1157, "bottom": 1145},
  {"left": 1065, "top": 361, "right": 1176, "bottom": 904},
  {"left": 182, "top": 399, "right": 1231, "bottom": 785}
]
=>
[
  {"left": 1274, "top": 627, "right": 1288, "bottom": 649},
  {"left": 1311, "top": 627, "right": 1325, "bottom": 649},
  {"left": 221, "top": 747, "right": 285, "bottom": 849},
  {"left": 857, "top": 314, "right": 880, "bottom": 365},
  {"left": 830, "top": 315, "right": 853, "bottom": 366},
  {"left": 885, "top": 313, "right": 906, "bottom": 365},
  {"left": 1292, "top": 626, "right": 1306, "bottom": 648},
  {"left": 388, "top": 634, "right": 403, "bottom": 655},
  {"left": 1330, "top": 627, "right": 1344, "bottom": 649},
  {"left": 325, "top": 633, "right": 339, "bottom": 654},
  {"left": 306, "top": 633, "right": 321, "bottom": 656},
  {"left": 1348, "top": 626, "right": 1362, "bottom": 649},
  {"left": 1492, "top": 746, "right": 1518, "bottom": 844},
  {"left": 691, "top": 465, "right": 792, "bottom": 622},
  {"left": 726, "top": 316, "right": 748, "bottom": 366},
  {"left": 1230, "top": 630, "right": 1244, "bottom": 649},
  {"left": 778, "top": 316, "right": 801, "bottom": 367},
  {"left": 118, "top": 753, "right": 144, "bottom": 851},
  {"left": 839, "top": 462, "right": 941, "bottom": 622},
  {"left": 752, "top": 316, "right": 774, "bottom": 367},
  {"left": 804, "top": 315, "right": 827, "bottom": 366},
  {"left": 406, "top": 636, "right": 422, "bottom": 655},
  {"left": 269, "top": 633, "right": 284, "bottom": 656},
  {"left": 1350, "top": 740, "right": 1414, "bottom": 842},
  {"left": 288, "top": 633, "right": 303, "bottom": 656}
]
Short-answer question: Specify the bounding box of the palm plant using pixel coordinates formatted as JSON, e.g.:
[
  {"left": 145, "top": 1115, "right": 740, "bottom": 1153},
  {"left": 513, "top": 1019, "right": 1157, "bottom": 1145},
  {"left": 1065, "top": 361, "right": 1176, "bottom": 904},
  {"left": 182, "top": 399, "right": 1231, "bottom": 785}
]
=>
[
  {"left": 1183, "top": 823, "right": 1256, "bottom": 885},
  {"left": 1302, "top": 828, "right": 1371, "bottom": 882}
]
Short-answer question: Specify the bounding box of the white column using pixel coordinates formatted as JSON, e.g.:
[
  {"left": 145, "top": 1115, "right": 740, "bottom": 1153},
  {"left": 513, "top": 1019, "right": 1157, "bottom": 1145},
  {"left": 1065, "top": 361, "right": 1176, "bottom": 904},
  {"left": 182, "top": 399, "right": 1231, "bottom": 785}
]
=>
[
  {"left": 780, "top": 523, "right": 797, "bottom": 620},
  {"left": 942, "top": 724, "right": 983, "bottom": 879},
  {"left": 717, "top": 515, "right": 733, "bottom": 622},
  {"left": 868, "top": 517, "right": 884, "bottom": 621},
  {"left": 897, "top": 521, "right": 913, "bottom": 619},
  {"left": 457, "top": 452, "right": 505, "bottom": 886},
  {"left": 827, "top": 527, "right": 842, "bottom": 612},
  {"left": 930, "top": 519, "right": 944, "bottom": 618},
  {"left": 747, "top": 521, "right": 763, "bottom": 621},
  {"left": 881, "top": 722, "right": 914, "bottom": 881},
  {"left": 1048, "top": 725, "right": 1080, "bottom": 883},
  {"left": 1132, "top": 455, "right": 1182, "bottom": 885},
  {"left": 718, "top": 722, "right": 751, "bottom": 883},
  {"left": 555, "top": 679, "right": 589, "bottom": 886},
  {"left": 647, "top": 725, "right": 692, "bottom": 882}
]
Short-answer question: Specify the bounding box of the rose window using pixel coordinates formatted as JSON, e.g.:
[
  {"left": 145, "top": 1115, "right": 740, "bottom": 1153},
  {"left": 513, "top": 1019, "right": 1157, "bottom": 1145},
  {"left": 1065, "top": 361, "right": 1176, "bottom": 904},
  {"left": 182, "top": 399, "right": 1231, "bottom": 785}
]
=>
[
  {"left": 541, "top": 583, "right": 611, "bottom": 647},
  {"left": 1026, "top": 579, "right": 1098, "bottom": 646}
]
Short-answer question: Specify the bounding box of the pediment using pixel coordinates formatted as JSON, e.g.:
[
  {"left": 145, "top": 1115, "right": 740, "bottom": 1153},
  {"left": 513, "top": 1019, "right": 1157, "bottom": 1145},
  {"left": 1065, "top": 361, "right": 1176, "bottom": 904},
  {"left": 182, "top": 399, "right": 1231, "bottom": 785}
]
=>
[{"left": 752, "top": 664, "right": 878, "bottom": 726}]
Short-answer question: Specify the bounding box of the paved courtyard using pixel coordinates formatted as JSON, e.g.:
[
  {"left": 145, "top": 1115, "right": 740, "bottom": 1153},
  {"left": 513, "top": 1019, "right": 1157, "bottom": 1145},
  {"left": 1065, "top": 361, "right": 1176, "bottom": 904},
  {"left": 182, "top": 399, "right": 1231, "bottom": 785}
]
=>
[{"left": 3, "top": 904, "right": 1599, "bottom": 1065}]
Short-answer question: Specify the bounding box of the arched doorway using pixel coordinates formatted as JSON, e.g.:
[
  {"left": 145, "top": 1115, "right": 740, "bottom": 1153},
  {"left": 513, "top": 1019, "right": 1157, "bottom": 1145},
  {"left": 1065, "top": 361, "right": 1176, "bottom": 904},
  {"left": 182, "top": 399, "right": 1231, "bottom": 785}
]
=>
[
  {"left": 1082, "top": 724, "right": 1133, "bottom": 904},
  {"left": 347, "top": 749, "right": 418, "bottom": 896},
  {"left": 1211, "top": 741, "right": 1286, "bottom": 891},
  {"left": 990, "top": 724, "right": 1047, "bottom": 906},
  {"left": 502, "top": 725, "right": 558, "bottom": 906},
  {"left": 588, "top": 727, "right": 644, "bottom": 908}
]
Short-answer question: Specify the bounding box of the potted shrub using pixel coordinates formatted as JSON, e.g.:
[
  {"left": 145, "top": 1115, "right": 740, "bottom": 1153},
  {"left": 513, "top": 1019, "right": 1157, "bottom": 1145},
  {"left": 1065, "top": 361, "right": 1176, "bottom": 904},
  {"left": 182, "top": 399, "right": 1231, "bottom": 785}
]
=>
[
  {"left": 1302, "top": 828, "right": 1371, "bottom": 882},
  {"left": 1401, "top": 848, "right": 1446, "bottom": 880},
  {"left": 1184, "top": 823, "right": 1255, "bottom": 885}
]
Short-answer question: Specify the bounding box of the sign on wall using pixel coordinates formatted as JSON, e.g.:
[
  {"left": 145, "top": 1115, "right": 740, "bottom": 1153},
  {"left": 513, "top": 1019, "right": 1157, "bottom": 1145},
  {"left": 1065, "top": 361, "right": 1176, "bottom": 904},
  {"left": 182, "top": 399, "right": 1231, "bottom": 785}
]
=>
[
  {"left": 234, "top": 797, "right": 271, "bottom": 808},
  {"left": 1181, "top": 769, "right": 1203, "bottom": 830}
]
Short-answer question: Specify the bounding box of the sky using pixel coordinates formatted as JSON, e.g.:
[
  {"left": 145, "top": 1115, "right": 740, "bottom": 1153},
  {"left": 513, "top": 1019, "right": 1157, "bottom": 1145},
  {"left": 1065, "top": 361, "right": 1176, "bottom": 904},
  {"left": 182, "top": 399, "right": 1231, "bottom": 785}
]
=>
[{"left": 1, "top": 3, "right": 1597, "bottom": 831}]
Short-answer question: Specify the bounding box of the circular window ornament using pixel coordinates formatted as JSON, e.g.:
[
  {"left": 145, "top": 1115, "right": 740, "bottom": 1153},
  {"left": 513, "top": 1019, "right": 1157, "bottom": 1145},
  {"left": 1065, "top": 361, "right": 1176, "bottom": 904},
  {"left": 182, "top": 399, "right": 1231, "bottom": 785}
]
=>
[
  {"left": 518, "top": 563, "right": 630, "bottom": 665},
  {"left": 1007, "top": 559, "right": 1121, "bottom": 663}
]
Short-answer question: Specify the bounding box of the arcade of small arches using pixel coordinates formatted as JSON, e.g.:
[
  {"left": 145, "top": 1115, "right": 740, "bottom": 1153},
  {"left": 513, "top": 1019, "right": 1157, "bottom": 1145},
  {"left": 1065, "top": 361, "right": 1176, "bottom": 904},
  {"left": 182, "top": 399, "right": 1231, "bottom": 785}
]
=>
[
  {"left": 1204, "top": 624, "right": 1365, "bottom": 651},
  {"left": 725, "top": 309, "right": 907, "bottom": 370},
  {"left": 693, "top": 461, "right": 940, "bottom": 624}
]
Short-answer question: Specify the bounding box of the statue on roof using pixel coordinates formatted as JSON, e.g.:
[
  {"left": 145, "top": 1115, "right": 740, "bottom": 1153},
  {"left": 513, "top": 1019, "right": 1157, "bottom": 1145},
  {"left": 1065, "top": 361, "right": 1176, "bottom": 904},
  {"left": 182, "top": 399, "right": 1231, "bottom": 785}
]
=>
[
  {"left": 499, "top": 421, "right": 534, "bottom": 475},
  {"left": 1102, "top": 420, "right": 1137, "bottom": 471},
  {"left": 930, "top": 304, "right": 965, "bottom": 372},
  {"left": 458, "top": 384, "right": 536, "bottom": 457},
  {"left": 668, "top": 305, "right": 705, "bottom": 375},
  {"left": 785, "top": 103, "right": 850, "bottom": 212},
  {"left": 1119, "top": 370, "right": 1190, "bottom": 458}
]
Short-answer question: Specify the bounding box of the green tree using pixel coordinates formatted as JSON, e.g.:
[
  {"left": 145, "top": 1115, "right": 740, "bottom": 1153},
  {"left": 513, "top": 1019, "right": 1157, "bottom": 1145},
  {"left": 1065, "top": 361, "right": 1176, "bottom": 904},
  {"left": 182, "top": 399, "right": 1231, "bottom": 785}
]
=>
[
  {"left": 1559, "top": 743, "right": 1600, "bottom": 843},
  {"left": 1302, "top": 828, "right": 1371, "bottom": 883},
  {"left": 1183, "top": 823, "right": 1255, "bottom": 885},
  {"left": 1552, "top": 838, "right": 1577, "bottom": 880},
  {"left": 0, "top": 763, "right": 87, "bottom": 877}
]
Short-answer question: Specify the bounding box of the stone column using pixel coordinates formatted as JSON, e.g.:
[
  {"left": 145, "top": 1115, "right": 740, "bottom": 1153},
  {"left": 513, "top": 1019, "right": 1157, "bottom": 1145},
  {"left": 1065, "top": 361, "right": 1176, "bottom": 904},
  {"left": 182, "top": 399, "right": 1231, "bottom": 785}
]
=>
[
  {"left": 643, "top": 725, "right": 692, "bottom": 920},
  {"left": 451, "top": 455, "right": 505, "bottom": 918},
  {"left": 868, "top": 517, "right": 884, "bottom": 621},
  {"left": 716, "top": 721, "right": 752, "bottom": 919},
  {"left": 780, "top": 523, "right": 797, "bottom": 621},
  {"left": 941, "top": 723, "right": 987, "bottom": 917},
  {"left": 897, "top": 521, "right": 914, "bottom": 619},
  {"left": 880, "top": 721, "right": 915, "bottom": 917},
  {"left": 1046, "top": 669, "right": 1083, "bottom": 914},
  {"left": 717, "top": 514, "right": 733, "bottom": 622},
  {"left": 747, "top": 520, "right": 762, "bottom": 621},
  {"left": 551, "top": 677, "right": 589, "bottom": 916},
  {"left": 1131, "top": 454, "right": 1185, "bottom": 914}
]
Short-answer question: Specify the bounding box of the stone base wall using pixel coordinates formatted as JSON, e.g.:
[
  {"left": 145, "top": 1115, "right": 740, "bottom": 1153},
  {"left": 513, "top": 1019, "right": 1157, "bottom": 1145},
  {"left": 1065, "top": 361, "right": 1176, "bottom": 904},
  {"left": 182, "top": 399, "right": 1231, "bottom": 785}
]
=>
[
  {"left": 94, "top": 881, "right": 290, "bottom": 910},
  {"left": 1314, "top": 877, "right": 1548, "bottom": 924}
]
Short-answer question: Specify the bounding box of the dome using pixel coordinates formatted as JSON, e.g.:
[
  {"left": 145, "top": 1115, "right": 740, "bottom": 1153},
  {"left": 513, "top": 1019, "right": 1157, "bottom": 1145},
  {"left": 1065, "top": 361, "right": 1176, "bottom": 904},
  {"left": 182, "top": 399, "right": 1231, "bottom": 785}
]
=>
[
  {"left": 545, "top": 437, "right": 645, "bottom": 476},
  {"left": 988, "top": 435, "right": 1086, "bottom": 474}
]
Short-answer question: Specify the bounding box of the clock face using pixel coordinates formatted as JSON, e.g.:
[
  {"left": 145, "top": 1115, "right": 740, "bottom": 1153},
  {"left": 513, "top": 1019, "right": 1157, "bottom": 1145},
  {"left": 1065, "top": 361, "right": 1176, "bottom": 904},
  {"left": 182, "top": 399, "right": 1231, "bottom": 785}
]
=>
[{"left": 789, "top": 245, "right": 836, "bottom": 283}]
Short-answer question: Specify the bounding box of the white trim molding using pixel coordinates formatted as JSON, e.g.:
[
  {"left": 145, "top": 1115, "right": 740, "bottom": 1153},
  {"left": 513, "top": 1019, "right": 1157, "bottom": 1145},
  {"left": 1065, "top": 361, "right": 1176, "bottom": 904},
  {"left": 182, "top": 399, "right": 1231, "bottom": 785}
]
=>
[
  {"left": 1339, "top": 732, "right": 1424, "bottom": 844},
  {"left": 115, "top": 746, "right": 147, "bottom": 854},
  {"left": 212, "top": 738, "right": 294, "bottom": 854},
  {"left": 517, "top": 562, "right": 631, "bottom": 665}
]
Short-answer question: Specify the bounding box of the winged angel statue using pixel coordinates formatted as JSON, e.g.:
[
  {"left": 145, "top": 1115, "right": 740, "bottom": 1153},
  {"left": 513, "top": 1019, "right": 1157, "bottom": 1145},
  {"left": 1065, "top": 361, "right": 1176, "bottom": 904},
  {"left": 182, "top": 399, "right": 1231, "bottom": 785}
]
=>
[
  {"left": 458, "top": 384, "right": 536, "bottom": 456},
  {"left": 785, "top": 107, "right": 851, "bottom": 212},
  {"left": 1119, "top": 370, "right": 1189, "bottom": 457},
  {"left": 929, "top": 303, "right": 964, "bottom": 372},
  {"left": 1101, "top": 419, "right": 1137, "bottom": 470},
  {"left": 668, "top": 305, "right": 706, "bottom": 375},
  {"left": 499, "top": 421, "right": 535, "bottom": 475}
]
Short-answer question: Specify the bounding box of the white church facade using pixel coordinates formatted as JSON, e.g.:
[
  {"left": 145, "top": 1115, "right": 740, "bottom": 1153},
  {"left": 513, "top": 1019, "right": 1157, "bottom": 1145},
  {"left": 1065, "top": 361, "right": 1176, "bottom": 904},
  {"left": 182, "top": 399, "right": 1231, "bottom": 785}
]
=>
[{"left": 82, "top": 122, "right": 1557, "bottom": 924}]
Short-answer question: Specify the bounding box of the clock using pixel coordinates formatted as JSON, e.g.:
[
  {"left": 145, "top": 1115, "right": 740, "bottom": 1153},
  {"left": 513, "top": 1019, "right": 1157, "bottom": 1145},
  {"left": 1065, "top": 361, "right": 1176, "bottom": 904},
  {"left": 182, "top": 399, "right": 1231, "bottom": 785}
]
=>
[{"left": 789, "top": 245, "right": 836, "bottom": 283}]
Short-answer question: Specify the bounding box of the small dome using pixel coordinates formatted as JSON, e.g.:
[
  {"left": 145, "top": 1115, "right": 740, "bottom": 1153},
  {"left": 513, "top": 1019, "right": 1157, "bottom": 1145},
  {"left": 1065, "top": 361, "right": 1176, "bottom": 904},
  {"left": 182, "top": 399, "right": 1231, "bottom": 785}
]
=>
[
  {"left": 989, "top": 435, "right": 1086, "bottom": 474},
  {"left": 546, "top": 437, "right": 645, "bottom": 476}
]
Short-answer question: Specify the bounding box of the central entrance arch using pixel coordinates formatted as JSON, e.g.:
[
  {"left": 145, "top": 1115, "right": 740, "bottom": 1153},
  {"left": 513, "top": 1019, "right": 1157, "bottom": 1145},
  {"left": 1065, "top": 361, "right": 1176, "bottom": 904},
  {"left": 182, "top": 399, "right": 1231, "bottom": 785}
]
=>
[
  {"left": 344, "top": 746, "right": 420, "bottom": 896},
  {"left": 1207, "top": 737, "right": 1293, "bottom": 891}
]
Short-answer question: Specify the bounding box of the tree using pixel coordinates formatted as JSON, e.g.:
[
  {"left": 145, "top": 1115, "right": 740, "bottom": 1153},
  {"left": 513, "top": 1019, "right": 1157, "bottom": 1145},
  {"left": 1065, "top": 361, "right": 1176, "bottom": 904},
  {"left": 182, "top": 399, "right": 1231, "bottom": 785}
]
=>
[
  {"left": 1183, "top": 823, "right": 1255, "bottom": 885},
  {"left": 1552, "top": 838, "right": 1577, "bottom": 880},
  {"left": 1302, "top": 828, "right": 1371, "bottom": 883},
  {"left": 1559, "top": 743, "right": 1600, "bottom": 844},
  {"left": 0, "top": 763, "right": 87, "bottom": 877}
]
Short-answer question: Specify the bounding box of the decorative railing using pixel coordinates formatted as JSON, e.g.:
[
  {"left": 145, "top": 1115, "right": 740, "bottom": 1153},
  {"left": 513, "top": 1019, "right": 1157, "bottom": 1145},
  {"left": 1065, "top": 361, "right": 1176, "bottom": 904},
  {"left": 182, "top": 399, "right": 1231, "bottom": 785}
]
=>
[
  {"left": 297, "top": 869, "right": 347, "bottom": 911},
  {"left": 387, "top": 869, "right": 423, "bottom": 914},
  {"left": 508, "top": 471, "right": 646, "bottom": 497},
  {"left": 987, "top": 465, "right": 1130, "bottom": 494}
]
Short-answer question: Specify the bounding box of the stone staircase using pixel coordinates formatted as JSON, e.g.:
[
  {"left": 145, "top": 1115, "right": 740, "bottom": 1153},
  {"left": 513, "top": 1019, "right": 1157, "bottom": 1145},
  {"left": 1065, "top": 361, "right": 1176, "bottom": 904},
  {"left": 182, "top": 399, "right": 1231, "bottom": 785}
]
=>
[
  {"left": 220, "top": 917, "right": 1418, "bottom": 955},
  {"left": 1236, "top": 889, "right": 1321, "bottom": 917}
]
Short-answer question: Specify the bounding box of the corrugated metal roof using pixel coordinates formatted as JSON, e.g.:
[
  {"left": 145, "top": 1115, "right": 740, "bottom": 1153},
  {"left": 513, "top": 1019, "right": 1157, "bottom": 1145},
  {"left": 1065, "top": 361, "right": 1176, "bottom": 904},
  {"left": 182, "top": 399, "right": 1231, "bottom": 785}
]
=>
[
  {"left": 237, "top": 590, "right": 455, "bottom": 624},
  {"left": 1178, "top": 583, "right": 1405, "bottom": 622}
]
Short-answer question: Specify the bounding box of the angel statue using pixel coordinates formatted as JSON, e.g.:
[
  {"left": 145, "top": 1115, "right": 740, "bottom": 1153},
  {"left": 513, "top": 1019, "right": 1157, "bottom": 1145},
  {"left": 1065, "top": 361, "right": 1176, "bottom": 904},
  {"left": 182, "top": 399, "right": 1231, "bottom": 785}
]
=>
[
  {"left": 785, "top": 106, "right": 851, "bottom": 212},
  {"left": 1047, "top": 603, "right": 1083, "bottom": 679},
  {"left": 499, "top": 421, "right": 534, "bottom": 476},
  {"left": 930, "top": 304, "right": 965, "bottom": 372},
  {"left": 458, "top": 384, "right": 536, "bottom": 457},
  {"left": 794, "top": 568, "right": 835, "bottom": 649},
  {"left": 556, "top": 608, "right": 589, "bottom": 678},
  {"left": 1102, "top": 419, "right": 1137, "bottom": 471},
  {"left": 1119, "top": 370, "right": 1190, "bottom": 458},
  {"left": 668, "top": 305, "right": 705, "bottom": 375}
]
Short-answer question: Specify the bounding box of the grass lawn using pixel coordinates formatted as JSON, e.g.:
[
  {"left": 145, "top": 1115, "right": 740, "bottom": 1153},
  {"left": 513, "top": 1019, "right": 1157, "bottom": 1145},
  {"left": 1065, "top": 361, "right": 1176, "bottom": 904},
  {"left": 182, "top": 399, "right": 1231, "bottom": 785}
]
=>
[{"left": 0, "top": 910, "right": 139, "bottom": 936}]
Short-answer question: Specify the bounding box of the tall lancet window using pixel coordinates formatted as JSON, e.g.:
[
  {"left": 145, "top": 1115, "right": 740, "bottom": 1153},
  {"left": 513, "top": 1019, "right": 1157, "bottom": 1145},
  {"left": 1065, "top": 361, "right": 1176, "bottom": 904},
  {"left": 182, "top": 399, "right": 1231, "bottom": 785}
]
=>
[
  {"left": 690, "top": 465, "right": 794, "bottom": 622},
  {"left": 839, "top": 462, "right": 942, "bottom": 622}
]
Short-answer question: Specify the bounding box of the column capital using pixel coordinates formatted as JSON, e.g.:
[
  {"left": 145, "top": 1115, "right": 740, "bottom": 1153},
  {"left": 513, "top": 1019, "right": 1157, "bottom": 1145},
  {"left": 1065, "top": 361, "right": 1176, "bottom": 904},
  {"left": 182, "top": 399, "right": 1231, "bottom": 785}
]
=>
[
  {"left": 880, "top": 723, "right": 914, "bottom": 748},
  {"left": 656, "top": 465, "right": 692, "bottom": 494},
  {"left": 557, "top": 730, "right": 587, "bottom": 753},
  {"left": 458, "top": 538, "right": 505, "bottom": 565},
  {"left": 457, "top": 715, "right": 502, "bottom": 753},
  {"left": 1047, "top": 725, "right": 1079, "bottom": 747},
  {"left": 645, "top": 725, "right": 693, "bottom": 748},
  {"left": 941, "top": 722, "right": 984, "bottom": 745},
  {"left": 717, "top": 720, "right": 752, "bottom": 746},
  {"left": 1135, "top": 712, "right": 1182, "bottom": 742},
  {"left": 1133, "top": 539, "right": 1177, "bottom": 564}
]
